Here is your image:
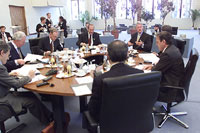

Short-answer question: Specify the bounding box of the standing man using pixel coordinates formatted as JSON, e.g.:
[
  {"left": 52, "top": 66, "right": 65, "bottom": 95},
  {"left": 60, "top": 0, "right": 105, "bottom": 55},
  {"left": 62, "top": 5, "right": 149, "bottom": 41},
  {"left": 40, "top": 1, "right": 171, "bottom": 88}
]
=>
[
  {"left": 36, "top": 17, "right": 47, "bottom": 37},
  {"left": 46, "top": 13, "right": 53, "bottom": 32},
  {"left": 4, "top": 31, "right": 26, "bottom": 72},
  {"left": 38, "top": 27, "right": 63, "bottom": 56},
  {"left": 76, "top": 24, "right": 102, "bottom": 48},
  {"left": 0, "top": 41, "right": 53, "bottom": 125},
  {"left": 88, "top": 40, "right": 143, "bottom": 122},
  {"left": 128, "top": 22, "right": 152, "bottom": 52},
  {"left": 81, "top": 22, "right": 90, "bottom": 34},
  {"left": 0, "top": 26, "right": 12, "bottom": 43}
]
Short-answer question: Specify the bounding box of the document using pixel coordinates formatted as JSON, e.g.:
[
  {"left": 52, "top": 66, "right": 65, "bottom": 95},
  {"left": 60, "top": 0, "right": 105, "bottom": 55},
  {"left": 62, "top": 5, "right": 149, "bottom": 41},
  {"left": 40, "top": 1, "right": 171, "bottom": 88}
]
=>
[
  {"left": 11, "top": 65, "right": 39, "bottom": 76},
  {"left": 72, "top": 85, "right": 92, "bottom": 96},
  {"left": 75, "top": 76, "right": 93, "bottom": 84},
  {"left": 138, "top": 53, "right": 160, "bottom": 64},
  {"left": 29, "top": 74, "right": 46, "bottom": 84},
  {"left": 24, "top": 53, "right": 43, "bottom": 62}
]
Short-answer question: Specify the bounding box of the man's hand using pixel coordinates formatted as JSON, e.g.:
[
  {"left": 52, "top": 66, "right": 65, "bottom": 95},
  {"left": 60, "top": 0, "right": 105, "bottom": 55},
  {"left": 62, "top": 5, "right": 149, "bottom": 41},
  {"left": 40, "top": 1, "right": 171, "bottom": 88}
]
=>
[
  {"left": 143, "top": 65, "right": 153, "bottom": 70},
  {"left": 128, "top": 41, "right": 133, "bottom": 46},
  {"left": 17, "top": 59, "right": 25, "bottom": 65},
  {"left": 80, "top": 43, "right": 86, "bottom": 46},
  {"left": 44, "top": 51, "right": 51, "bottom": 56},
  {"left": 28, "top": 70, "right": 35, "bottom": 79},
  {"left": 9, "top": 72, "right": 19, "bottom": 76},
  {"left": 135, "top": 41, "right": 143, "bottom": 46},
  {"left": 8, "top": 37, "right": 12, "bottom": 41}
]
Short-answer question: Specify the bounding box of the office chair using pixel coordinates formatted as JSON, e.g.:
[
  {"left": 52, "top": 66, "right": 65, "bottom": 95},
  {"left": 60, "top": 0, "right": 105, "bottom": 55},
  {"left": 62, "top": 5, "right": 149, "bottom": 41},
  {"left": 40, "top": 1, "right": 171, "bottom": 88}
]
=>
[
  {"left": 175, "top": 39, "right": 186, "bottom": 56},
  {"left": 83, "top": 71, "right": 161, "bottom": 133},
  {"left": 29, "top": 37, "right": 41, "bottom": 54},
  {"left": 0, "top": 102, "right": 27, "bottom": 133},
  {"left": 156, "top": 48, "right": 199, "bottom": 128}
]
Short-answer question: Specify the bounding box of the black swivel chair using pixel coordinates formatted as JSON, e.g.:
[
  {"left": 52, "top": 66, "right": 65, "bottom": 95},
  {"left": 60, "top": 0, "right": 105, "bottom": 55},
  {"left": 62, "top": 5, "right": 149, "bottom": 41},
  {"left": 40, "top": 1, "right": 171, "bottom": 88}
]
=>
[
  {"left": 83, "top": 71, "right": 161, "bottom": 133},
  {"left": 156, "top": 48, "right": 199, "bottom": 128},
  {"left": 29, "top": 38, "right": 41, "bottom": 54},
  {"left": 175, "top": 39, "right": 186, "bottom": 56},
  {"left": 0, "top": 103, "right": 27, "bottom": 133}
]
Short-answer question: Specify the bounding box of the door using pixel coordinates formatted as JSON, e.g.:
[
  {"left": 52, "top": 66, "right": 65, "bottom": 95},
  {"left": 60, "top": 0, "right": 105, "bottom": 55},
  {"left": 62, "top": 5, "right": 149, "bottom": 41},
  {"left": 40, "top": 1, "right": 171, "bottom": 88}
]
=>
[{"left": 9, "top": 5, "right": 27, "bottom": 35}]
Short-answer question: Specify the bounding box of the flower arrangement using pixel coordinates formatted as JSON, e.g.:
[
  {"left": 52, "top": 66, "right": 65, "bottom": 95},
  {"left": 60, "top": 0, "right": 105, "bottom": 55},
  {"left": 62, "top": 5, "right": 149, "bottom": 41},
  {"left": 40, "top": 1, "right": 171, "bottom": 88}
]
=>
[
  {"left": 141, "top": 10, "right": 155, "bottom": 25},
  {"left": 79, "top": 10, "right": 98, "bottom": 26}
]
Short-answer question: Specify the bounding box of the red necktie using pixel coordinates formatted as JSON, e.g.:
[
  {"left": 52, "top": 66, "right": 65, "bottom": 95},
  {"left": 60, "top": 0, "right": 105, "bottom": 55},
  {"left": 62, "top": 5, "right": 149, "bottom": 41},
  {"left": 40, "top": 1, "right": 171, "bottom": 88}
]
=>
[
  {"left": 50, "top": 41, "right": 54, "bottom": 52},
  {"left": 88, "top": 34, "right": 91, "bottom": 46}
]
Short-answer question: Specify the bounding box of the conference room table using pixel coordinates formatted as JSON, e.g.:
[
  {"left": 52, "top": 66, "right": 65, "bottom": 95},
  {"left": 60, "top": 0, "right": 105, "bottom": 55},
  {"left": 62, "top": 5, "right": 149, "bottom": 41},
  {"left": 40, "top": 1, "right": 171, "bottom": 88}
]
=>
[{"left": 23, "top": 51, "right": 145, "bottom": 133}]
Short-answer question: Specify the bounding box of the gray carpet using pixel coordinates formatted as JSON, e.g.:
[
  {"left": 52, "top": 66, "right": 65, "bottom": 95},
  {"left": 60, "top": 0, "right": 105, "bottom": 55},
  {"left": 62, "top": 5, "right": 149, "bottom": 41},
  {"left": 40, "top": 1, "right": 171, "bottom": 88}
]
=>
[{"left": 3, "top": 30, "right": 200, "bottom": 133}]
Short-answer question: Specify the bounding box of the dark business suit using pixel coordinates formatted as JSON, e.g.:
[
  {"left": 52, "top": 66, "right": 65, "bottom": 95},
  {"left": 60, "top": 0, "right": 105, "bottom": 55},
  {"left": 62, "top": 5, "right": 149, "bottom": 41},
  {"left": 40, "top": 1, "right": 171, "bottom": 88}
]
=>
[
  {"left": 46, "top": 19, "right": 52, "bottom": 32},
  {"left": 38, "top": 36, "right": 63, "bottom": 55},
  {"left": 81, "top": 27, "right": 88, "bottom": 34},
  {"left": 4, "top": 42, "right": 24, "bottom": 72},
  {"left": 152, "top": 45, "right": 184, "bottom": 86},
  {"left": 129, "top": 32, "right": 152, "bottom": 52},
  {"left": 76, "top": 32, "right": 102, "bottom": 48},
  {"left": 0, "top": 32, "right": 12, "bottom": 41},
  {"left": 0, "top": 64, "right": 52, "bottom": 124},
  {"left": 88, "top": 63, "right": 143, "bottom": 122},
  {"left": 36, "top": 23, "right": 47, "bottom": 37},
  {"left": 58, "top": 19, "right": 68, "bottom": 38}
]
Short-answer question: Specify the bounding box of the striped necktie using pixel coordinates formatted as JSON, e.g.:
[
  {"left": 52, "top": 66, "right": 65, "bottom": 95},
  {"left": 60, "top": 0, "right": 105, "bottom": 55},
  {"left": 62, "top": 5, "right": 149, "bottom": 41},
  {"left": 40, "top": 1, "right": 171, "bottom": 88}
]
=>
[{"left": 17, "top": 48, "right": 23, "bottom": 59}]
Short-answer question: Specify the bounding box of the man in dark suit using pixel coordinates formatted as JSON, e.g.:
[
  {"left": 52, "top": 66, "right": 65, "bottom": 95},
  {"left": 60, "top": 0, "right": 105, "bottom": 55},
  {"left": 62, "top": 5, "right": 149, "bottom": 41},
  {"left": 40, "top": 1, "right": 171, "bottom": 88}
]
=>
[
  {"left": 0, "top": 26, "right": 12, "bottom": 43},
  {"left": 4, "top": 31, "right": 26, "bottom": 72},
  {"left": 144, "top": 31, "right": 184, "bottom": 99},
  {"left": 36, "top": 17, "right": 47, "bottom": 37},
  {"left": 46, "top": 13, "right": 53, "bottom": 32},
  {"left": 128, "top": 22, "right": 152, "bottom": 52},
  {"left": 0, "top": 42, "right": 52, "bottom": 125},
  {"left": 81, "top": 22, "right": 90, "bottom": 34},
  {"left": 76, "top": 24, "right": 102, "bottom": 48},
  {"left": 88, "top": 40, "right": 143, "bottom": 122},
  {"left": 38, "top": 27, "right": 63, "bottom": 56}
]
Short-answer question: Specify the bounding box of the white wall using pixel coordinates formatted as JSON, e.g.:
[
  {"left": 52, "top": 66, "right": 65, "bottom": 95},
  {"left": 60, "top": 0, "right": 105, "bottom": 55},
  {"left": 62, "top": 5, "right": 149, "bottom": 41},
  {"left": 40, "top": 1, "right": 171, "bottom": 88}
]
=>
[{"left": 0, "top": 0, "right": 67, "bottom": 35}]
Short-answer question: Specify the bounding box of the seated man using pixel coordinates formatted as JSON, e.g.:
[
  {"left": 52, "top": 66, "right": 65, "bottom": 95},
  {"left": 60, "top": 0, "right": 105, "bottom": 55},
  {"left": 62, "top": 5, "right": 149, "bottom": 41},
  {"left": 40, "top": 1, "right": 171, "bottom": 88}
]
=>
[
  {"left": 128, "top": 22, "right": 152, "bottom": 52},
  {"left": 88, "top": 40, "right": 143, "bottom": 122},
  {"left": 152, "top": 24, "right": 161, "bottom": 36},
  {"left": 143, "top": 31, "right": 185, "bottom": 98},
  {"left": 76, "top": 24, "right": 102, "bottom": 48},
  {"left": 38, "top": 27, "right": 63, "bottom": 56},
  {"left": 4, "top": 31, "right": 26, "bottom": 72},
  {"left": 0, "top": 41, "right": 52, "bottom": 125},
  {"left": 0, "top": 26, "right": 12, "bottom": 43}
]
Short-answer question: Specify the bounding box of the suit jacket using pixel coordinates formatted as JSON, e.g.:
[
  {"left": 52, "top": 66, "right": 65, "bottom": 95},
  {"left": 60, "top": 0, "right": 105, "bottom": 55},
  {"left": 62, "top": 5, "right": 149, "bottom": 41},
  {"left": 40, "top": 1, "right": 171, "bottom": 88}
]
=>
[
  {"left": 46, "top": 19, "right": 52, "bottom": 32},
  {"left": 0, "top": 64, "right": 31, "bottom": 98},
  {"left": 36, "top": 23, "right": 47, "bottom": 37},
  {"left": 129, "top": 32, "right": 152, "bottom": 52},
  {"left": 38, "top": 36, "right": 63, "bottom": 55},
  {"left": 4, "top": 43, "right": 24, "bottom": 72},
  {"left": 88, "top": 63, "right": 143, "bottom": 122},
  {"left": 76, "top": 32, "right": 102, "bottom": 48},
  {"left": 0, "top": 32, "right": 12, "bottom": 41},
  {"left": 81, "top": 27, "right": 88, "bottom": 34},
  {"left": 58, "top": 19, "right": 68, "bottom": 37},
  {"left": 152, "top": 45, "right": 184, "bottom": 86}
]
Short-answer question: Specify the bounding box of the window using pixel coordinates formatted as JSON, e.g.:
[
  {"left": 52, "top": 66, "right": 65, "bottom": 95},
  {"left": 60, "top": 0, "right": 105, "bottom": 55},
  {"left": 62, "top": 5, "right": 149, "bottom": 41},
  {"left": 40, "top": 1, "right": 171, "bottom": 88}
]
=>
[
  {"left": 116, "top": 1, "right": 127, "bottom": 19},
  {"left": 172, "top": 0, "right": 192, "bottom": 18},
  {"left": 71, "top": 0, "right": 85, "bottom": 20},
  {"left": 94, "top": 1, "right": 102, "bottom": 18}
]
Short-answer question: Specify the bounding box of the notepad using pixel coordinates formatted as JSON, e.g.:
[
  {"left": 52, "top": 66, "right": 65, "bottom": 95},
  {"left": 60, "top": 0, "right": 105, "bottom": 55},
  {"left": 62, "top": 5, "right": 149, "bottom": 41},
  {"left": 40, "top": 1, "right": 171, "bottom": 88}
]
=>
[{"left": 72, "top": 85, "right": 92, "bottom": 96}]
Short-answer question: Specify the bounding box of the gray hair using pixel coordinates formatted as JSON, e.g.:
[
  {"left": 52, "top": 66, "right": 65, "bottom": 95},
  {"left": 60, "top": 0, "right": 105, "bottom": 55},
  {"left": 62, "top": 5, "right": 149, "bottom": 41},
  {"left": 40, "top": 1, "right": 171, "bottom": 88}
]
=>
[
  {"left": 136, "top": 22, "right": 143, "bottom": 27},
  {"left": 0, "top": 41, "right": 11, "bottom": 53},
  {"left": 49, "top": 27, "right": 58, "bottom": 34},
  {"left": 12, "top": 31, "right": 26, "bottom": 40}
]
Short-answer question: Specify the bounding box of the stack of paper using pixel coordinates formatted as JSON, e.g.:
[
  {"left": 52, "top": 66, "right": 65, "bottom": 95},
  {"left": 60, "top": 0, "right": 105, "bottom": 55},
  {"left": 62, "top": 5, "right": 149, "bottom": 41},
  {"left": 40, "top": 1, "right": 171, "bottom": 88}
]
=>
[
  {"left": 24, "top": 53, "right": 43, "bottom": 62},
  {"left": 138, "top": 53, "right": 160, "bottom": 64},
  {"left": 72, "top": 85, "right": 92, "bottom": 96},
  {"left": 75, "top": 76, "right": 93, "bottom": 84}
]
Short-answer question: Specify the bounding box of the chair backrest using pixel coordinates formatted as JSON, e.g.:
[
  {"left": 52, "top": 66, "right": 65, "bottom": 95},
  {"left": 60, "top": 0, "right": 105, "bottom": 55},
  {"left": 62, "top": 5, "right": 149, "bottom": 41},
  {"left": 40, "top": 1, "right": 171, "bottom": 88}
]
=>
[
  {"left": 28, "top": 38, "right": 41, "bottom": 54},
  {"left": 171, "top": 27, "right": 178, "bottom": 35},
  {"left": 175, "top": 39, "right": 186, "bottom": 55},
  {"left": 100, "top": 71, "right": 161, "bottom": 133},
  {"left": 182, "top": 48, "right": 199, "bottom": 98}
]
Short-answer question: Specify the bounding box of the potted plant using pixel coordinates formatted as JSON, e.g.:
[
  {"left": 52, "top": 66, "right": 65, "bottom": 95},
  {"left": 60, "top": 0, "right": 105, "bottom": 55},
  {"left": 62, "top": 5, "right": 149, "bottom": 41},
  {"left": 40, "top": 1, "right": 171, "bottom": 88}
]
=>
[
  {"left": 141, "top": 10, "right": 154, "bottom": 25},
  {"left": 190, "top": 9, "right": 200, "bottom": 29},
  {"left": 95, "top": 0, "right": 112, "bottom": 34},
  {"left": 157, "top": 0, "right": 175, "bottom": 25},
  {"left": 79, "top": 10, "right": 98, "bottom": 26}
]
